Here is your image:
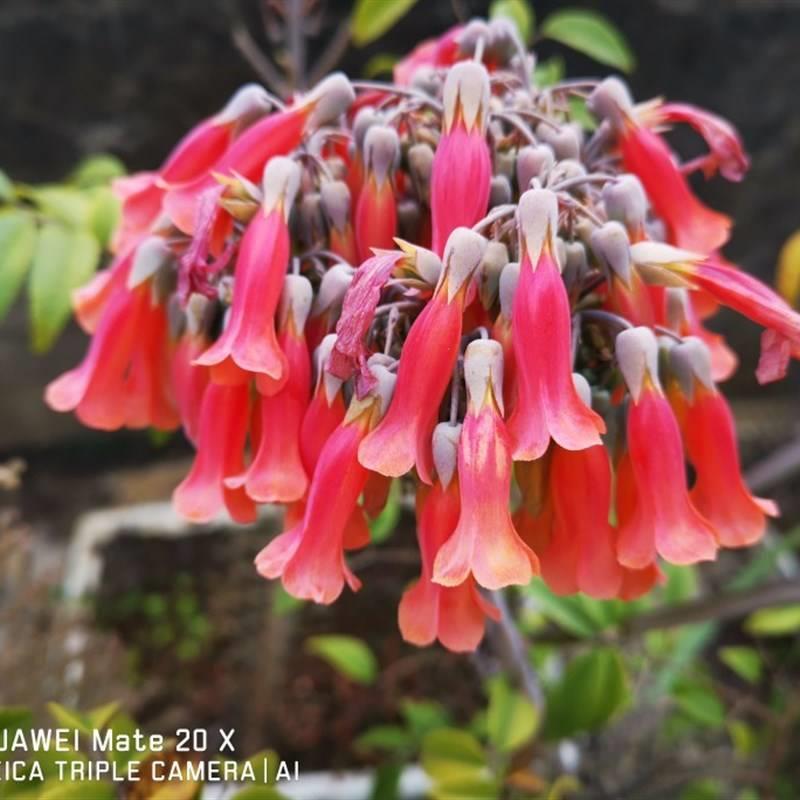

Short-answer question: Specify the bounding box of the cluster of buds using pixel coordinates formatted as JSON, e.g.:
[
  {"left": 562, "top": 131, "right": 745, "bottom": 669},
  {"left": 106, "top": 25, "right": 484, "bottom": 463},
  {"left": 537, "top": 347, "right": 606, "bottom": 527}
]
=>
[{"left": 46, "top": 19, "right": 800, "bottom": 652}]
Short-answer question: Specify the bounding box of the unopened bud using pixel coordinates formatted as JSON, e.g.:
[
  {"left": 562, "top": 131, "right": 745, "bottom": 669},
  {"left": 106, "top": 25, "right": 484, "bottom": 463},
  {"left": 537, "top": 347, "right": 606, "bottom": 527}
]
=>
[
  {"left": 665, "top": 287, "right": 690, "bottom": 330},
  {"left": 572, "top": 373, "right": 593, "bottom": 408},
  {"left": 215, "top": 83, "right": 272, "bottom": 127},
  {"left": 498, "top": 261, "right": 520, "bottom": 319},
  {"left": 616, "top": 326, "right": 661, "bottom": 401},
  {"left": 432, "top": 422, "right": 462, "bottom": 489},
  {"left": 603, "top": 175, "right": 648, "bottom": 233},
  {"left": 587, "top": 77, "right": 634, "bottom": 126},
  {"left": 408, "top": 143, "right": 434, "bottom": 202},
  {"left": 441, "top": 227, "right": 488, "bottom": 300},
  {"left": 365, "top": 354, "right": 397, "bottom": 416},
  {"left": 353, "top": 106, "right": 381, "bottom": 151},
  {"left": 537, "top": 123, "right": 582, "bottom": 161},
  {"left": 395, "top": 238, "right": 442, "bottom": 285},
  {"left": 516, "top": 144, "right": 555, "bottom": 191},
  {"left": 591, "top": 221, "right": 632, "bottom": 285},
  {"left": 629, "top": 241, "right": 700, "bottom": 287},
  {"left": 563, "top": 241, "right": 588, "bottom": 288},
  {"left": 397, "top": 198, "right": 422, "bottom": 241},
  {"left": 128, "top": 236, "right": 174, "bottom": 289},
  {"left": 478, "top": 241, "right": 510, "bottom": 308},
  {"left": 305, "top": 73, "right": 355, "bottom": 130},
  {"left": 517, "top": 188, "right": 559, "bottom": 266},
  {"left": 486, "top": 17, "right": 524, "bottom": 65},
  {"left": 279, "top": 274, "right": 313, "bottom": 330},
  {"left": 458, "top": 19, "right": 491, "bottom": 57},
  {"left": 489, "top": 174, "right": 512, "bottom": 207},
  {"left": 316, "top": 333, "right": 344, "bottom": 403},
  {"left": 312, "top": 263, "right": 354, "bottom": 315},
  {"left": 464, "top": 338, "right": 504, "bottom": 415},
  {"left": 410, "top": 65, "right": 441, "bottom": 96},
  {"left": 364, "top": 125, "right": 400, "bottom": 186},
  {"left": 669, "top": 337, "right": 714, "bottom": 399},
  {"left": 297, "top": 192, "right": 325, "bottom": 248},
  {"left": 261, "top": 156, "right": 301, "bottom": 218},
  {"left": 443, "top": 60, "right": 490, "bottom": 133},
  {"left": 320, "top": 180, "right": 351, "bottom": 233}
]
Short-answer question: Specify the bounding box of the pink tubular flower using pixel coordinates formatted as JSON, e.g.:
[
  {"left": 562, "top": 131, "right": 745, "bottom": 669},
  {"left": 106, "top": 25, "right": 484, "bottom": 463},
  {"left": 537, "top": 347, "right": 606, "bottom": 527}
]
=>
[
  {"left": 430, "top": 61, "right": 491, "bottom": 255},
  {"left": 399, "top": 426, "right": 500, "bottom": 652},
  {"left": 354, "top": 125, "right": 399, "bottom": 262},
  {"left": 172, "top": 382, "right": 256, "bottom": 524},
  {"left": 300, "top": 335, "right": 346, "bottom": 477},
  {"left": 358, "top": 228, "right": 488, "bottom": 483},
  {"left": 255, "top": 358, "right": 396, "bottom": 604},
  {"left": 668, "top": 339, "right": 778, "bottom": 547},
  {"left": 226, "top": 276, "right": 312, "bottom": 503},
  {"left": 433, "top": 340, "right": 539, "bottom": 590},
  {"left": 194, "top": 157, "right": 301, "bottom": 386},
  {"left": 507, "top": 190, "right": 605, "bottom": 461},
  {"left": 589, "top": 78, "right": 731, "bottom": 254},
  {"left": 615, "top": 327, "right": 718, "bottom": 568},
  {"left": 649, "top": 102, "right": 750, "bottom": 182}
]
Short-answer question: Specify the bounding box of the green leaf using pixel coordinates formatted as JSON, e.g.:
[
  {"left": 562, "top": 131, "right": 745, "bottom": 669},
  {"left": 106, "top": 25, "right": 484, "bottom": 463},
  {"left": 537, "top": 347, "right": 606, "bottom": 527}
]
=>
[
  {"left": 227, "top": 789, "right": 287, "bottom": 800},
  {"left": 526, "top": 581, "right": 620, "bottom": 637},
  {"left": 351, "top": 0, "right": 420, "bottom": 47},
  {"left": 363, "top": 54, "right": 399, "bottom": 79},
  {"left": 421, "top": 728, "right": 487, "bottom": 784},
  {"left": 237, "top": 748, "right": 282, "bottom": 785},
  {"left": 400, "top": 699, "right": 450, "bottom": 740},
  {"left": 32, "top": 186, "right": 91, "bottom": 228},
  {"left": 719, "top": 646, "right": 762, "bottom": 684},
  {"left": 486, "top": 676, "right": 539, "bottom": 753},
  {"left": 490, "top": 0, "right": 534, "bottom": 43},
  {"left": 728, "top": 720, "right": 758, "bottom": 759},
  {"left": 369, "top": 763, "right": 402, "bottom": 800},
  {"left": 87, "top": 186, "right": 120, "bottom": 249},
  {"left": 681, "top": 779, "right": 723, "bottom": 800},
  {"left": 46, "top": 703, "right": 92, "bottom": 735},
  {"left": 0, "top": 707, "right": 33, "bottom": 735},
  {"left": 652, "top": 622, "right": 715, "bottom": 697},
  {"left": 662, "top": 563, "right": 699, "bottom": 605},
  {"left": 369, "top": 479, "right": 401, "bottom": 543},
  {"left": 544, "top": 648, "right": 629, "bottom": 738},
  {"left": 0, "top": 209, "right": 36, "bottom": 321},
  {"left": 745, "top": 604, "right": 800, "bottom": 636},
  {"left": 533, "top": 56, "right": 565, "bottom": 88},
  {"left": 306, "top": 635, "right": 378, "bottom": 685},
  {"left": 28, "top": 225, "right": 100, "bottom": 352},
  {"left": 272, "top": 584, "right": 305, "bottom": 616},
  {"left": 354, "top": 725, "right": 413, "bottom": 755},
  {"left": 568, "top": 96, "right": 597, "bottom": 131},
  {"left": 70, "top": 154, "right": 126, "bottom": 189},
  {"left": 540, "top": 9, "right": 635, "bottom": 73},
  {"left": 39, "top": 782, "right": 116, "bottom": 800},
  {"left": 431, "top": 777, "right": 501, "bottom": 800},
  {"left": 0, "top": 170, "right": 14, "bottom": 203},
  {"left": 87, "top": 702, "right": 121, "bottom": 731},
  {"left": 672, "top": 685, "right": 725, "bottom": 729}
]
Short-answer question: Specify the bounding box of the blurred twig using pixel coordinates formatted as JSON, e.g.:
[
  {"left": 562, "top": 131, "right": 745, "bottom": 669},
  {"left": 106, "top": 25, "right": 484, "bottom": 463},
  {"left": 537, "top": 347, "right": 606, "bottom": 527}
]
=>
[{"left": 745, "top": 434, "right": 800, "bottom": 493}]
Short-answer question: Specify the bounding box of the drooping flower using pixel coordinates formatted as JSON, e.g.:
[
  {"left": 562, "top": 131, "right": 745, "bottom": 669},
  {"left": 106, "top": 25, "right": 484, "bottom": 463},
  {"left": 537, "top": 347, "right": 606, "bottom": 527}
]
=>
[
  {"left": 227, "top": 276, "right": 313, "bottom": 503},
  {"left": 589, "top": 78, "right": 731, "bottom": 254},
  {"left": 430, "top": 61, "right": 491, "bottom": 255},
  {"left": 667, "top": 338, "right": 778, "bottom": 547},
  {"left": 358, "top": 228, "right": 488, "bottom": 483},
  {"left": 354, "top": 125, "right": 399, "bottom": 261},
  {"left": 507, "top": 189, "right": 605, "bottom": 461},
  {"left": 172, "top": 381, "right": 256, "bottom": 524},
  {"left": 433, "top": 339, "right": 539, "bottom": 590},
  {"left": 255, "top": 357, "right": 396, "bottom": 603},
  {"left": 399, "top": 423, "right": 500, "bottom": 652},
  {"left": 194, "top": 157, "right": 301, "bottom": 387},
  {"left": 615, "top": 327, "right": 718, "bottom": 568}
]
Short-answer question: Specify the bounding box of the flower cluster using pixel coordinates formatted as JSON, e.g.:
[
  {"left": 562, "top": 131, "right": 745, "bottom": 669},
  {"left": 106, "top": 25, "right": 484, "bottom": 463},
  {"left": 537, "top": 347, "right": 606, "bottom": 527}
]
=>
[{"left": 46, "top": 19, "right": 799, "bottom": 652}]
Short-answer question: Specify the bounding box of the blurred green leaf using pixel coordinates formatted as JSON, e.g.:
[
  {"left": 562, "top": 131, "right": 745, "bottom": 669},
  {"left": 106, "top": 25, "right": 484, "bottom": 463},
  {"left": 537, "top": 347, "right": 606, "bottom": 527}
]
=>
[
  {"left": 46, "top": 703, "right": 92, "bottom": 736},
  {"left": 0, "top": 707, "right": 33, "bottom": 735},
  {"left": 400, "top": 699, "right": 450, "bottom": 740},
  {"left": 228, "top": 788, "right": 287, "bottom": 800},
  {"left": 490, "top": 0, "right": 534, "bottom": 43},
  {"left": 526, "top": 581, "right": 627, "bottom": 637},
  {"left": 32, "top": 186, "right": 91, "bottom": 228},
  {"left": 237, "top": 748, "right": 281, "bottom": 785},
  {"left": 70, "top": 154, "right": 126, "bottom": 189},
  {"left": 652, "top": 623, "right": 715, "bottom": 697},
  {"left": 272, "top": 584, "right": 305, "bottom": 616},
  {"left": 540, "top": 9, "right": 635, "bottom": 73},
  {"left": 430, "top": 777, "right": 500, "bottom": 800},
  {"left": 533, "top": 56, "right": 565, "bottom": 88},
  {"left": 87, "top": 186, "right": 120, "bottom": 249},
  {"left": 662, "top": 563, "right": 699, "bottom": 605},
  {"left": 355, "top": 725, "right": 413, "bottom": 755},
  {"left": 351, "top": 0, "right": 420, "bottom": 47},
  {"left": 486, "top": 676, "right": 539, "bottom": 753},
  {"left": 567, "top": 96, "right": 597, "bottom": 131},
  {"left": 728, "top": 720, "right": 758, "bottom": 759},
  {"left": 681, "top": 779, "right": 723, "bottom": 800},
  {"left": 745, "top": 604, "right": 800, "bottom": 636},
  {"left": 369, "top": 762, "right": 402, "bottom": 800},
  {"left": 544, "top": 648, "right": 629, "bottom": 738},
  {"left": 0, "top": 170, "right": 14, "bottom": 203},
  {"left": 28, "top": 224, "right": 100, "bottom": 352},
  {"left": 718, "top": 646, "right": 762, "bottom": 684},
  {"left": 363, "top": 54, "right": 400, "bottom": 79},
  {"left": 306, "top": 635, "right": 378, "bottom": 685},
  {"left": 0, "top": 209, "right": 37, "bottom": 321},
  {"left": 370, "top": 479, "right": 402, "bottom": 543},
  {"left": 672, "top": 685, "right": 725, "bottom": 729},
  {"left": 421, "top": 728, "right": 487, "bottom": 783},
  {"left": 87, "top": 702, "right": 120, "bottom": 731},
  {"left": 39, "top": 782, "right": 116, "bottom": 800}
]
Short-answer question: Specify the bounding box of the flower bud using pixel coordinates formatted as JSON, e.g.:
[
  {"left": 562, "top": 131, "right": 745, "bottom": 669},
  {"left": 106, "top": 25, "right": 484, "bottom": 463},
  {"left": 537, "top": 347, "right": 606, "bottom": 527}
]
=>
[
  {"left": 397, "top": 199, "right": 422, "bottom": 241},
  {"left": 261, "top": 156, "right": 301, "bottom": 219},
  {"left": 669, "top": 336, "right": 714, "bottom": 399},
  {"left": 572, "top": 372, "right": 593, "bottom": 408},
  {"left": 305, "top": 72, "right": 355, "bottom": 130},
  {"left": 410, "top": 65, "right": 441, "bottom": 96},
  {"left": 478, "top": 241, "right": 510, "bottom": 308},
  {"left": 443, "top": 61, "right": 490, "bottom": 133},
  {"left": 591, "top": 221, "right": 632, "bottom": 285},
  {"left": 395, "top": 239, "right": 443, "bottom": 285},
  {"left": 629, "top": 241, "right": 701, "bottom": 287},
  {"left": 563, "top": 241, "right": 588, "bottom": 288},
  {"left": 128, "top": 236, "right": 174, "bottom": 289},
  {"left": 408, "top": 142, "right": 435, "bottom": 203},
  {"left": 297, "top": 192, "right": 325, "bottom": 247},
  {"left": 587, "top": 77, "right": 634, "bottom": 124},
  {"left": 489, "top": 174, "right": 512, "bottom": 207},
  {"left": 312, "top": 262, "right": 354, "bottom": 315},
  {"left": 517, "top": 188, "right": 559, "bottom": 266},
  {"left": 353, "top": 106, "right": 382, "bottom": 151},
  {"left": 616, "top": 326, "right": 662, "bottom": 400},
  {"left": 364, "top": 124, "right": 400, "bottom": 186},
  {"left": 516, "top": 144, "right": 555, "bottom": 191},
  {"left": 320, "top": 180, "right": 351, "bottom": 233},
  {"left": 536, "top": 123, "right": 582, "bottom": 161},
  {"left": 498, "top": 261, "right": 520, "bottom": 319},
  {"left": 278, "top": 274, "right": 313, "bottom": 330},
  {"left": 603, "top": 175, "right": 648, "bottom": 233},
  {"left": 464, "top": 338, "right": 504, "bottom": 414},
  {"left": 215, "top": 83, "right": 273, "bottom": 127},
  {"left": 316, "top": 333, "right": 344, "bottom": 403},
  {"left": 432, "top": 422, "right": 461, "bottom": 489},
  {"left": 440, "top": 227, "right": 489, "bottom": 300}
]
